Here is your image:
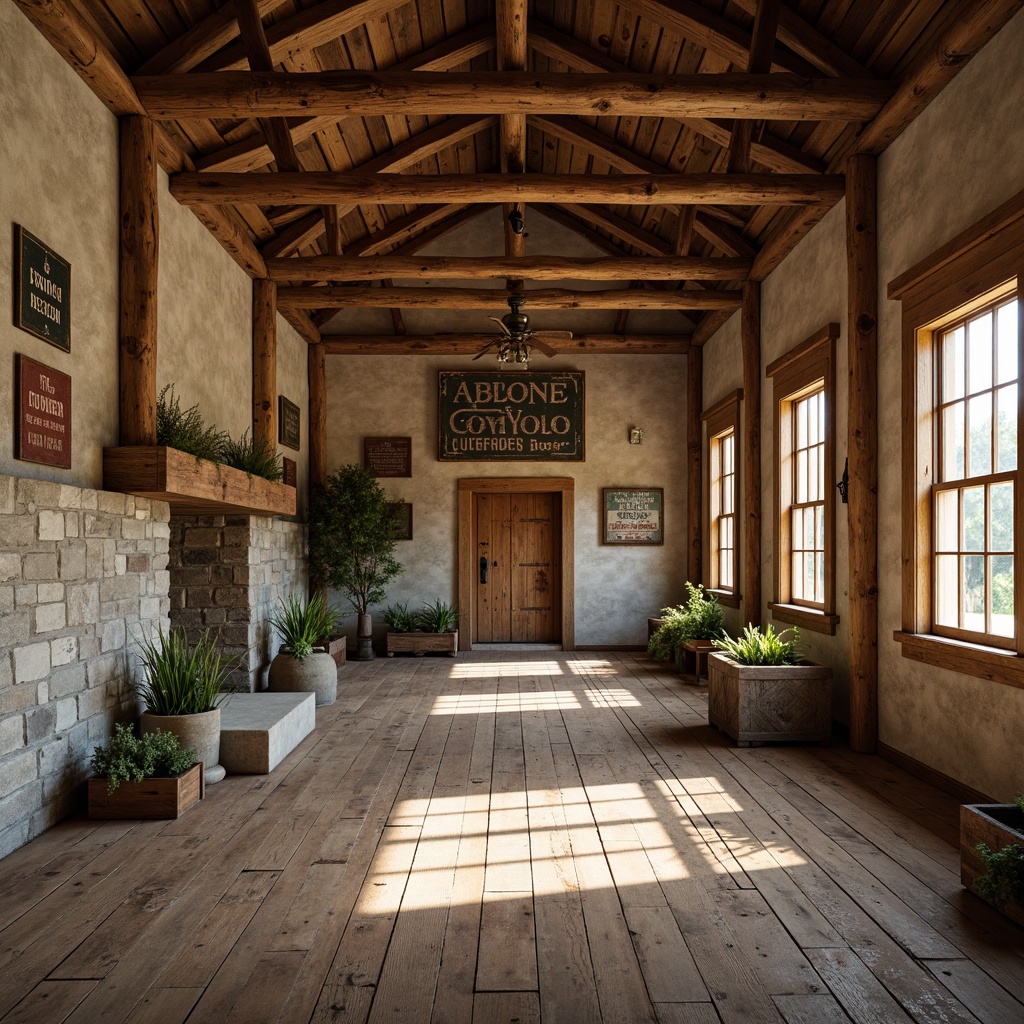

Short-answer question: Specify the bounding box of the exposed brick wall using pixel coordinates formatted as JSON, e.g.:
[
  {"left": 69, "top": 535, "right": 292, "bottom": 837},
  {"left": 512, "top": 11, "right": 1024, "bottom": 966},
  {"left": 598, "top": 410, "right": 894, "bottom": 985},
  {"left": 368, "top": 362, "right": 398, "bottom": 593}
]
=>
[
  {"left": 168, "top": 515, "right": 306, "bottom": 690},
  {"left": 0, "top": 474, "right": 170, "bottom": 858}
]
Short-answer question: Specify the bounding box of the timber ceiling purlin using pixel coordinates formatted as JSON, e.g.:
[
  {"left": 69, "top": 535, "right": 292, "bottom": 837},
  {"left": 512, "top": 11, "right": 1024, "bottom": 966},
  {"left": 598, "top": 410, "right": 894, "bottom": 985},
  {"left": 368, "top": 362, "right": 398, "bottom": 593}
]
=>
[{"left": 15, "top": 0, "right": 1024, "bottom": 349}]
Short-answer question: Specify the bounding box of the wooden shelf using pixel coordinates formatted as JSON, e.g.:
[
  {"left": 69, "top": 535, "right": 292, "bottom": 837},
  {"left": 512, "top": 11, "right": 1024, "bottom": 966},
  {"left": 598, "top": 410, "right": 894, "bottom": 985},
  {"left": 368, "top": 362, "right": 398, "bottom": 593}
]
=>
[{"left": 103, "top": 446, "right": 297, "bottom": 518}]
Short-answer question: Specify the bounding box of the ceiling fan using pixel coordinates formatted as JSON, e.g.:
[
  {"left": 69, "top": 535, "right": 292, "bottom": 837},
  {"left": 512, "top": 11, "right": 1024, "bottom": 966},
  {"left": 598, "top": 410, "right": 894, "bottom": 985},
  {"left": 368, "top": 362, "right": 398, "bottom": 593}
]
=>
[{"left": 473, "top": 295, "right": 573, "bottom": 367}]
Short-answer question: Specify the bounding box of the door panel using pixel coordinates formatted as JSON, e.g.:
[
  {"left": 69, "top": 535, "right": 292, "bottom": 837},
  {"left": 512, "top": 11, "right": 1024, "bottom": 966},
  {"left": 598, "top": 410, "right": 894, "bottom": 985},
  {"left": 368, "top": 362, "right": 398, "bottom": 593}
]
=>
[{"left": 475, "top": 493, "right": 511, "bottom": 642}]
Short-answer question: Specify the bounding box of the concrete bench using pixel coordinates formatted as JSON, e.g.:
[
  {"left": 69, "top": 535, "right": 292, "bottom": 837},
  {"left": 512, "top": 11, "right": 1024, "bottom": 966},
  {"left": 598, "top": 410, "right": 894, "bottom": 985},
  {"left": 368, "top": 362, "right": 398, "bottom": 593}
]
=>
[{"left": 219, "top": 692, "right": 316, "bottom": 775}]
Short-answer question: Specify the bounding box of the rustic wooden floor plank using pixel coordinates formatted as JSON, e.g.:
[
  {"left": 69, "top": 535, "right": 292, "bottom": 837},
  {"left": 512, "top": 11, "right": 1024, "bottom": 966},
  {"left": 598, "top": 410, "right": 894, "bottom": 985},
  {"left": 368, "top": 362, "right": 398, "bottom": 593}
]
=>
[
  {"left": 473, "top": 990, "right": 541, "bottom": 1024},
  {"left": 477, "top": 894, "right": 538, "bottom": 991},
  {"left": 0, "top": 980, "right": 97, "bottom": 1024}
]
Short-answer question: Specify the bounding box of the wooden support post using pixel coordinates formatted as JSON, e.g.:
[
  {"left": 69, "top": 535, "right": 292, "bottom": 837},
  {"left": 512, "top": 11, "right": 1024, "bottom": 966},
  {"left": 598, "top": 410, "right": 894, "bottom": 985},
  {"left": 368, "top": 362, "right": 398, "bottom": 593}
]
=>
[
  {"left": 252, "top": 278, "right": 277, "bottom": 446},
  {"left": 119, "top": 115, "right": 159, "bottom": 446},
  {"left": 847, "top": 153, "right": 878, "bottom": 753},
  {"left": 742, "top": 281, "right": 762, "bottom": 628},
  {"left": 687, "top": 344, "right": 703, "bottom": 585},
  {"left": 308, "top": 342, "right": 327, "bottom": 489}
]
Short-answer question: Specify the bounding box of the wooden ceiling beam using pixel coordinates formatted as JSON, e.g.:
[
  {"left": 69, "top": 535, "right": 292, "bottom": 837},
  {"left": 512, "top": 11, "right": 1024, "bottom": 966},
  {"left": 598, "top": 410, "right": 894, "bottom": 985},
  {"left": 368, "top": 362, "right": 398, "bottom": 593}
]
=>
[
  {"left": 134, "top": 72, "right": 895, "bottom": 122},
  {"left": 529, "top": 205, "right": 637, "bottom": 257},
  {"left": 322, "top": 334, "right": 690, "bottom": 354},
  {"left": 279, "top": 286, "right": 742, "bottom": 310},
  {"left": 554, "top": 204, "right": 674, "bottom": 256},
  {"left": 345, "top": 204, "right": 485, "bottom": 257},
  {"left": 727, "top": 0, "right": 781, "bottom": 175},
  {"left": 497, "top": 0, "right": 528, "bottom": 263},
  {"left": 171, "top": 172, "right": 845, "bottom": 207},
  {"left": 264, "top": 255, "right": 752, "bottom": 282}
]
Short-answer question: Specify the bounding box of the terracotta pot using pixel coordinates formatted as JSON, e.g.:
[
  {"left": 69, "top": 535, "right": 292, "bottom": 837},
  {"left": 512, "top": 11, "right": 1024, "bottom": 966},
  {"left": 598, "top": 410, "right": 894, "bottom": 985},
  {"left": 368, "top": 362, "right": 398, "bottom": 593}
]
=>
[
  {"left": 268, "top": 651, "right": 338, "bottom": 706},
  {"left": 140, "top": 707, "right": 224, "bottom": 785}
]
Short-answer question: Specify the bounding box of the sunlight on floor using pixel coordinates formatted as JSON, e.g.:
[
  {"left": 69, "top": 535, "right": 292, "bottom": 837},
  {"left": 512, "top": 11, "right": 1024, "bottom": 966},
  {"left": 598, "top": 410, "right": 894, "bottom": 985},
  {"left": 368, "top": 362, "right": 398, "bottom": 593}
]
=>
[
  {"left": 449, "top": 661, "right": 564, "bottom": 679},
  {"left": 584, "top": 688, "right": 641, "bottom": 708},
  {"left": 431, "top": 691, "right": 583, "bottom": 714}
]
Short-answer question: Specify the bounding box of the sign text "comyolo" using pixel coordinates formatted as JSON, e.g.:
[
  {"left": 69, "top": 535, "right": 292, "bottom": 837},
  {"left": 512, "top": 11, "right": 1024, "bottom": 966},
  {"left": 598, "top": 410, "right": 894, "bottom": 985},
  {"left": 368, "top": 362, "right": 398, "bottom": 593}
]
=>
[{"left": 448, "top": 379, "right": 573, "bottom": 452}]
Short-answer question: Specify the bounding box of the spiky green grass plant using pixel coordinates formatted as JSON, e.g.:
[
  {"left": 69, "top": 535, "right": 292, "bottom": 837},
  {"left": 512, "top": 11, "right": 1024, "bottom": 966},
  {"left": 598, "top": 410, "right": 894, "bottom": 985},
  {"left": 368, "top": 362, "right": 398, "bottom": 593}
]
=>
[
  {"left": 156, "top": 384, "right": 227, "bottom": 462},
  {"left": 221, "top": 429, "right": 283, "bottom": 482},
  {"left": 415, "top": 599, "right": 459, "bottom": 633},
  {"left": 712, "top": 623, "right": 804, "bottom": 666},
  {"left": 270, "top": 593, "right": 341, "bottom": 660},
  {"left": 135, "top": 628, "right": 231, "bottom": 715}
]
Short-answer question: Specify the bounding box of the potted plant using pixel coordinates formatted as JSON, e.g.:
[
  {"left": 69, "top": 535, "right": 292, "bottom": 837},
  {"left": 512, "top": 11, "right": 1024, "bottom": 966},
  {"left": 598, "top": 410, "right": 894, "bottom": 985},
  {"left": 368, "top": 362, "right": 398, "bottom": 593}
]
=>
[
  {"left": 308, "top": 464, "right": 403, "bottom": 660},
  {"left": 707, "top": 624, "right": 832, "bottom": 746},
  {"left": 961, "top": 797, "right": 1024, "bottom": 926},
  {"left": 385, "top": 599, "right": 459, "bottom": 657},
  {"left": 267, "top": 592, "right": 342, "bottom": 706},
  {"left": 88, "top": 723, "right": 203, "bottom": 819},
  {"left": 647, "top": 582, "right": 725, "bottom": 680},
  {"left": 136, "top": 627, "right": 232, "bottom": 785}
]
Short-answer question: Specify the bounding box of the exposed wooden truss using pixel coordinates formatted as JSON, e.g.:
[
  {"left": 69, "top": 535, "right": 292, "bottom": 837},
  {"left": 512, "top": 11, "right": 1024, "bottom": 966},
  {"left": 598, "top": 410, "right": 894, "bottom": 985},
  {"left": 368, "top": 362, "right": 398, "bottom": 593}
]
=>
[{"left": 322, "top": 333, "right": 689, "bottom": 354}]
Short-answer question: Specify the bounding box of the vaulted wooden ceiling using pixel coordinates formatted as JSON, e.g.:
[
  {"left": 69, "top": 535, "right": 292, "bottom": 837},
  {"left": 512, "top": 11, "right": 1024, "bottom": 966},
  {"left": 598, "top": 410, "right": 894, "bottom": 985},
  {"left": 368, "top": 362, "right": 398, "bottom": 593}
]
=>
[{"left": 16, "top": 0, "right": 1024, "bottom": 347}]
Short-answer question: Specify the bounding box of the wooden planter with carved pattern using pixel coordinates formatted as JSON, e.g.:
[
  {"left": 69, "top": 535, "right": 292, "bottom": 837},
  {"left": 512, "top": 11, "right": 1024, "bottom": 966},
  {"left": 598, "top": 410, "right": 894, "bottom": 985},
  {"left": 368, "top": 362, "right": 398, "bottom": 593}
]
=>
[
  {"left": 386, "top": 630, "right": 458, "bottom": 657},
  {"left": 707, "top": 653, "right": 832, "bottom": 747}
]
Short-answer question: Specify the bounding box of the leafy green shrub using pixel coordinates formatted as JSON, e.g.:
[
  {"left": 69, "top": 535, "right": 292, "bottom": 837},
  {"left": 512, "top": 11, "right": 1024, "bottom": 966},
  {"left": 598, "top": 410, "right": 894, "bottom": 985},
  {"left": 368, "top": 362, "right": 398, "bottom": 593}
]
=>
[
  {"left": 976, "top": 795, "right": 1024, "bottom": 910},
  {"left": 415, "top": 599, "right": 459, "bottom": 633},
  {"left": 156, "top": 384, "right": 227, "bottom": 462},
  {"left": 221, "top": 430, "right": 282, "bottom": 482},
  {"left": 90, "top": 723, "right": 196, "bottom": 793},
  {"left": 383, "top": 602, "right": 416, "bottom": 633},
  {"left": 712, "top": 623, "right": 804, "bottom": 666},
  {"left": 136, "top": 628, "right": 232, "bottom": 715},
  {"left": 271, "top": 593, "right": 340, "bottom": 660},
  {"left": 647, "top": 582, "right": 724, "bottom": 663}
]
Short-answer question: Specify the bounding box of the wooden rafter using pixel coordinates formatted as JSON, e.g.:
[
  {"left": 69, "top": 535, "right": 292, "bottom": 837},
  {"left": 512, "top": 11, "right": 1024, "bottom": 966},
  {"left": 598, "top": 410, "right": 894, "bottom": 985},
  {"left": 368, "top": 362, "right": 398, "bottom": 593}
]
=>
[
  {"left": 321, "top": 334, "right": 690, "bottom": 354},
  {"left": 133, "top": 72, "right": 895, "bottom": 122},
  {"left": 726, "top": 0, "right": 781, "bottom": 175},
  {"left": 170, "top": 172, "right": 845, "bottom": 207},
  {"left": 497, "top": 0, "right": 527, "bottom": 264},
  {"left": 263, "top": 255, "right": 752, "bottom": 281}
]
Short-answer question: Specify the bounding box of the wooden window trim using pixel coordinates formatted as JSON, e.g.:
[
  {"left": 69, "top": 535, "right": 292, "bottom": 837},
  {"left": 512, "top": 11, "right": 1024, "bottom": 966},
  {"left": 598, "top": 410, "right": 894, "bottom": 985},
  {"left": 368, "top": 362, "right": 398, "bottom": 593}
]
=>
[
  {"left": 767, "top": 323, "right": 839, "bottom": 634},
  {"left": 703, "top": 389, "right": 742, "bottom": 607},
  {"left": 893, "top": 186, "right": 1024, "bottom": 685}
]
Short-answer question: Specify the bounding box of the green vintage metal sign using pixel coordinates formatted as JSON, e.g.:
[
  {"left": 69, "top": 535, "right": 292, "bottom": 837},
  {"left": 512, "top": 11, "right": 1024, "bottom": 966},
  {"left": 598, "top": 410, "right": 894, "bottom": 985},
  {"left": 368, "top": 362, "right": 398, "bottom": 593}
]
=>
[
  {"left": 439, "top": 371, "right": 585, "bottom": 461},
  {"left": 15, "top": 226, "right": 71, "bottom": 352}
]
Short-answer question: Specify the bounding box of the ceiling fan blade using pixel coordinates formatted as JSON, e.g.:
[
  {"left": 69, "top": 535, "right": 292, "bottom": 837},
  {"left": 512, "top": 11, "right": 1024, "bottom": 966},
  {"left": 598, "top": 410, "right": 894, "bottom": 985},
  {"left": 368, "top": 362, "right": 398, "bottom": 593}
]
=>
[
  {"left": 488, "top": 316, "right": 512, "bottom": 337},
  {"left": 530, "top": 339, "right": 559, "bottom": 358},
  {"left": 472, "top": 339, "right": 500, "bottom": 360}
]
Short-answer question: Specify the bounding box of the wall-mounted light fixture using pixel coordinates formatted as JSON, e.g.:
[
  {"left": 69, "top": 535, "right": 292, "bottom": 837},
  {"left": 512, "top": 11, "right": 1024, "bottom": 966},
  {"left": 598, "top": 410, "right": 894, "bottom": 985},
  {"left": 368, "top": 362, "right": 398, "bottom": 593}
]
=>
[
  {"left": 629, "top": 426, "right": 644, "bottom": 445},
  {"left": 508, "top": 203, "right": 525, "bottom": 235},
  {"left": 837, "top": 456, "right": 849, "bottom": 503}
]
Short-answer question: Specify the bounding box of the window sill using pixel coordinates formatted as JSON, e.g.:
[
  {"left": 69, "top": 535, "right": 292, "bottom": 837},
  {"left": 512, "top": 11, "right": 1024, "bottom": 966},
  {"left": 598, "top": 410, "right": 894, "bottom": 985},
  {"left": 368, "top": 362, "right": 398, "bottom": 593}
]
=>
[
  {"left": 768, "top": 603, "right": 839, "bottom": 635},
  {"left": 894, "top": 631, "right": 1024, "bottom": 690},
  {"left": 708, "top": 589, "right": 741, "bottom": 609}
]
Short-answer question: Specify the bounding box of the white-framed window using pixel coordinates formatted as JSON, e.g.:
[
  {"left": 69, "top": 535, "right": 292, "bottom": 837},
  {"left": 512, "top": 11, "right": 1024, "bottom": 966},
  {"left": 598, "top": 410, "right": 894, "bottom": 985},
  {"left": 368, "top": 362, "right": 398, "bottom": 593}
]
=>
[{"left": 703, "top": 390, "right": 741, "bottom": 603}]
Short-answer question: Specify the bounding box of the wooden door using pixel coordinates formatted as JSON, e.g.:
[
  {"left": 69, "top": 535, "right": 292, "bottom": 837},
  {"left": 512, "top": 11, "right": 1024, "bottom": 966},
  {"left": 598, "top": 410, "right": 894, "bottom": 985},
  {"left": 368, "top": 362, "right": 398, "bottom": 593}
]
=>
[{"left": 474, "top": 493, "right": 560, "bottom": 643}]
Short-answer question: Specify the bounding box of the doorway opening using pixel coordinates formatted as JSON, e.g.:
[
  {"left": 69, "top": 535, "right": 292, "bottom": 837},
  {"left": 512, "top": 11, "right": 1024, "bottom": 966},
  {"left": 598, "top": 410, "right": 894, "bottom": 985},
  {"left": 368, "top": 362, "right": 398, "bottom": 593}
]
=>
[{"left": 457, "top": 478, "right": 575, "bottom": 651}]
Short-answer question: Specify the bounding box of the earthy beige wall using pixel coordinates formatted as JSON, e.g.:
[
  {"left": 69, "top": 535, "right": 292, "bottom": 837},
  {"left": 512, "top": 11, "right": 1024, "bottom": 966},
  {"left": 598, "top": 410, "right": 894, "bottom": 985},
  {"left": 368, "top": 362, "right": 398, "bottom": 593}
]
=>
[
  {"left": 325, "top": 353, "right": 688, "bottom": 646},
  {"left": 0, "top": 1, "right": 119, "bottom": 489},
  {"left": 277, "top": 315, "right": 310, "bottom": 518},
  {"left": 875, "top": 8, "right": 1024, "bottom": 799}
]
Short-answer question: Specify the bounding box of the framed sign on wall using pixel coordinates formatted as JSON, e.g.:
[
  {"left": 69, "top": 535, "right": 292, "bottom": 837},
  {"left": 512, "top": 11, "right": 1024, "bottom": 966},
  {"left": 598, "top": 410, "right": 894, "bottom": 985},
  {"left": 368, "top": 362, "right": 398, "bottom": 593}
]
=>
[
  {"left": 15, "top": 226, "right": 71, "bottom": 352},
  {"left": 16, "top": 354, "right": 72, "bottom": 469},
  {"left": 278, "top": 395, "right": 300, "bottom": 450},
  {"left": 602, "top": 488, "right": 664, "bottom": 545},
  {"left": 365, "top": 436, "right": 412, "bottom": 477}
]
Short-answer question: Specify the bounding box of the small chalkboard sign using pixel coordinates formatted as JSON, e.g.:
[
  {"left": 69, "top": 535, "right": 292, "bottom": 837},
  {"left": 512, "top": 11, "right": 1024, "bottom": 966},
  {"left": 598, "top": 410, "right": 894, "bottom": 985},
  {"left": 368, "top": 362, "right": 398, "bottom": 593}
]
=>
[
  {"left": 278, "top": 395, "right": 300, "bottom": 450},
  {"left": 364, "top": 436, "right": 412, "bottom": 477},
  {"left": 15, "top": 226, "right": 71, "bottom": 352},
  {"left": 16, "top": 354, "right": 72, "bottom": 469}
]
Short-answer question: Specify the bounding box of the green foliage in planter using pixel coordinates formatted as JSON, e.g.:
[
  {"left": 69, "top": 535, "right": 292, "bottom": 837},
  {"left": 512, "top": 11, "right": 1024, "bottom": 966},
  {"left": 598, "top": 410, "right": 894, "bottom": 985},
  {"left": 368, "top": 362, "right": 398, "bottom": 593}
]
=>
[
  {"left": 415, "top": 599, "right": 459, "bottom": 633},
  {"left": 309, "top": 464, "right": 403, "bottom": 616},
  {"left": 136, "top": 628, "right": 232, "bottom": 715},
  {"left": 648, "top": 582, "right": 724, "bottom": 662},
  {"left": 712, "top": 623, "right": 805, "bottom": 666},
  {"left": 221, "top": 429, "right": 283, "bottom": 482},
  {"left": 383, "top": 602, "right": 416, "bottom": 633},
  {"left": 91, "top": 723, "right": 196, "bottom": 793},
  {"left": 976, "top": 795, "right": 1024, "bottom": 910},
  {"left": 156, "top": 384, "right": 227, "bottom": 463},
  {"left": 271, "top": 593, "right": 341, "bottom": 660}
]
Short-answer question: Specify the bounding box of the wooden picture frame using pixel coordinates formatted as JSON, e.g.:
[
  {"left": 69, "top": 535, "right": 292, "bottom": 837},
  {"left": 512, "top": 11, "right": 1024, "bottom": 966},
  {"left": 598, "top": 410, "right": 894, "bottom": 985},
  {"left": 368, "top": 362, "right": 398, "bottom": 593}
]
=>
[
  {"left": 602, "top": 488, "right": 664, "bottom": 545},
  {"left": 14, "top": 225, "right": 71, "bottom": 352},
  {"left": 278, "top": 395, "right": 300, "bottom": 450},
  {"left": 365, "top": 436, "right": 412, "bottom": 477}
]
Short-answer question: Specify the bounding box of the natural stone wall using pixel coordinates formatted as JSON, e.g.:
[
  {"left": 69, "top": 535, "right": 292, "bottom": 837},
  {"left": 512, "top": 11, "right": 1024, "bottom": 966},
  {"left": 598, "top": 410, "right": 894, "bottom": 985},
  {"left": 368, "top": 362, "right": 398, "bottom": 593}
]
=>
[
  {"left": 168, "top": 515, "right": 306, "bottom": 690},
  {"left": 0, "top": 474, "right": 170, "bottom": 858}
]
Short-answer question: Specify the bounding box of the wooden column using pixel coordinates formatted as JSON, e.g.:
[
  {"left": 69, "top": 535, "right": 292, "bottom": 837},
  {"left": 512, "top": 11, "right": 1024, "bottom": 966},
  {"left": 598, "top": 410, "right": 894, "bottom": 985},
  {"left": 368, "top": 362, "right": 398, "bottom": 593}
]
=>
[
  {"left": 742, "top": 281, "right": 762, "bottom": 628},
  {"left": 687, "top": 344, "right": 703, "bottom": 584},
  {"left": 308, "top": 342, "right": 327, "bottom": 489},
  {"left": 119, "top": 116, "right": 159, "bottom": 445},
  {"left": 846, "top": 153, "right": 879, "bottom": 753},
  {"left": 252, "top": 279, "right": 277, "bottom": 445}
]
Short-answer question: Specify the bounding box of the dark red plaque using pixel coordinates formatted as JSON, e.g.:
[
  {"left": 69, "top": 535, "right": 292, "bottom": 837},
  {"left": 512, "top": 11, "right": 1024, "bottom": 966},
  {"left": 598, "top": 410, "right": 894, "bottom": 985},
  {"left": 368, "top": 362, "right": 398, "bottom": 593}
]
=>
[
  {"left": 364, "top": 436, "right": 412, "bottom": 477},
  {"left": 17, "top": 354, "right": 71, "bottom": 469},
  {"left": 282, "top": 457, "right": 297, "bottom": 487}
]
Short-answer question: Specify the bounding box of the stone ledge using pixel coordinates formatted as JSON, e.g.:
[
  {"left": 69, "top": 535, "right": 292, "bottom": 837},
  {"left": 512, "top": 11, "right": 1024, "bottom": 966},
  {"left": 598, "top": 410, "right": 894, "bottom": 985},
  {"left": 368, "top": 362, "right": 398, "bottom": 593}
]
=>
[{"left": 219, "top": 692, "right": 316, "bottom": 774}]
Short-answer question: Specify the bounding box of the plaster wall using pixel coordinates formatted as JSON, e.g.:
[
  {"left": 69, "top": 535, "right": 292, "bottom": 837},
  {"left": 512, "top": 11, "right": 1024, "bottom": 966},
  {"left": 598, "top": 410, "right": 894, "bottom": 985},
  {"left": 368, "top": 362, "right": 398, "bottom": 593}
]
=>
[
  {"left": 874, "top": 8, "right": 1024, "bottom": 799},
  {"left": 0, "top": 1, "right": 118, "bottom": 489},
  {"left": 325, "top": 353, "right": 689, "bottom": 647}
]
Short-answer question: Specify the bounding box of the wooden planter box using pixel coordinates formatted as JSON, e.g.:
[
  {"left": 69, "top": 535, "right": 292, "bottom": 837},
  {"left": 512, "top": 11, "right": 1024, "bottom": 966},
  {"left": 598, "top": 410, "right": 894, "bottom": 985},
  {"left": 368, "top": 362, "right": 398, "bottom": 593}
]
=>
[
  {"left": 103, "top": 446, "right": 296, "bottom": 517},
  {"left": 707, "top": 653, "right": 832, "bottom": 746},
  {"left": 314, "top": 633, "right": 347, "bottom": 668},
  {"left": 386, "top": 630, "right": 458, "bottom": 657},
  {"left": 960, "top": 803, "right": 1024, "bottom": 926},
  {"left": 87, "top": 762, "right": 204, "bottom": 820}
]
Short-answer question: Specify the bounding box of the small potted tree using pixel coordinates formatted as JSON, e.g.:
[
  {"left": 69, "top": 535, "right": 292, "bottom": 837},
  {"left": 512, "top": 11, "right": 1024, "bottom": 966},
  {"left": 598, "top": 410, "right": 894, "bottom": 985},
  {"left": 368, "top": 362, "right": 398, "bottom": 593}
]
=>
[
  {"left": 309, "top": 464, "right": 403, "bottom": 660},
  {"left": 647, "top": 582, "right": 725, "bottom": 681},
  {"left": 267, "top": 593, "right": 342, "bottom": 706},
  {"left": 707, "top": 624, "right": 832, "bottom": 746}
]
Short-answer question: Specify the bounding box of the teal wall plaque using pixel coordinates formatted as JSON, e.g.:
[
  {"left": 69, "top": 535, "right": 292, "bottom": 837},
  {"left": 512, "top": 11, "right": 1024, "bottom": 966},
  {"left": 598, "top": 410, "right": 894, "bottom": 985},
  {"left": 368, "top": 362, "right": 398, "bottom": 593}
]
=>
[{"left": 15, "top": 226, "right": 71, "bottom": 352}]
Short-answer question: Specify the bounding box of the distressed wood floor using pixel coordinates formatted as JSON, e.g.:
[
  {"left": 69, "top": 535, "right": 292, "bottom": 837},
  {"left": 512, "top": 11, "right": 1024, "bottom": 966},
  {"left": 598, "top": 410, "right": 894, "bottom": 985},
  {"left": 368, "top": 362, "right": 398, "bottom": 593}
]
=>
[{"left": 1, "top": 652, "right": 1023, "bottom": 1024}]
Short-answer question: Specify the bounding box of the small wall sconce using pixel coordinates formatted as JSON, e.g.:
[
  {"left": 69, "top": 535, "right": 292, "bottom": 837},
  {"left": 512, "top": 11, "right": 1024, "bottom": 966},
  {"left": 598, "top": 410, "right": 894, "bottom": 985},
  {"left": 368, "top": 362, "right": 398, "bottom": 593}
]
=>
[
  {"left": 629, "top": 426, "right": 644, "bottom": 445},
  {"left": 837, "top": 456, "right": 849, "bottom": 503},
  {"left": 508, "top": 203, "right": 525, "bottom": 235}
]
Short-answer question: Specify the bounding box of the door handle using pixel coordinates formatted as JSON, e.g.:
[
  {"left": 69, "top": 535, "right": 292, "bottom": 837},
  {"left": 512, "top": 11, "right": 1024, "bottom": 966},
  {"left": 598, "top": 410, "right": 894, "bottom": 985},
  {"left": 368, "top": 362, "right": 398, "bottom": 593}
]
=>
[{"left": 479, "top": 556, "right": 489, "bottom": 584}]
